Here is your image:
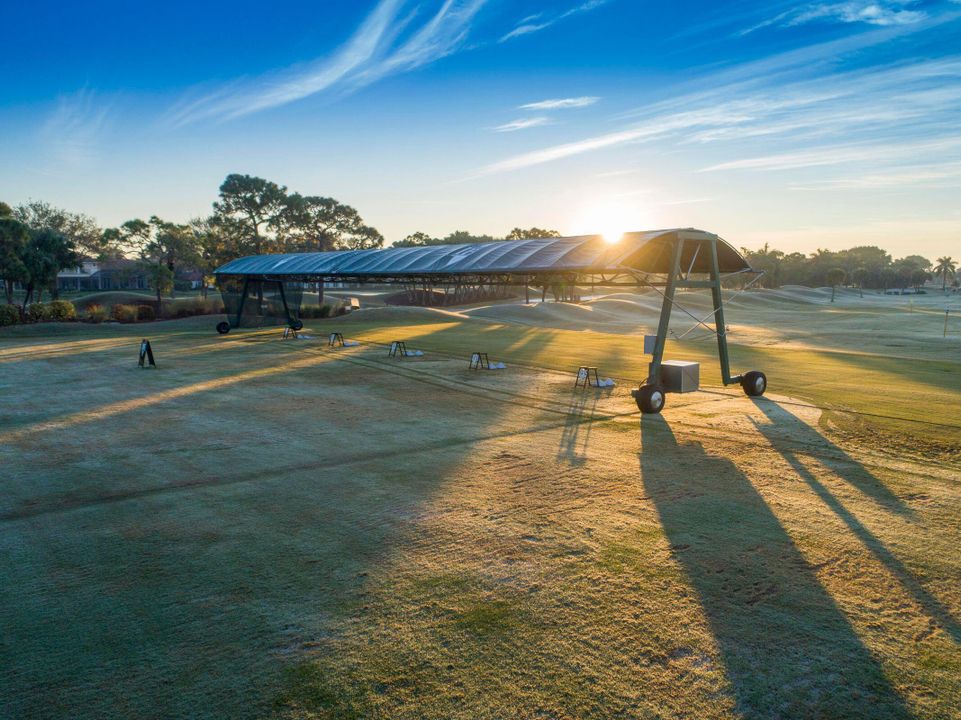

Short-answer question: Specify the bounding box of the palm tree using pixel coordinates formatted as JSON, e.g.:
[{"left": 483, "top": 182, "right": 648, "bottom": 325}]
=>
[{"left": 934, "top": 256, "right": 957, "bottom": 291}]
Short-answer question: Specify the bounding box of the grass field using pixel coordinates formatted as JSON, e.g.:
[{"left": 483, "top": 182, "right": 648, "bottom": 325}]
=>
[{"left": 1, "top": 289, "right": 960, "bottom": 719}]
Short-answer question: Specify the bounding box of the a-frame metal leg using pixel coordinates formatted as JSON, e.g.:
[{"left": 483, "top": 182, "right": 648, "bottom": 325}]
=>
[
  {"left": 646, "top": 238, "right": 685, "bottom": 386},
  {"left": 234, "top": 278, "right": 250, "bottom": 329},
  {"left": 276, "top": 280, "right": 296, "bottom": 327},
  {"left": 709, "top": 237, "right": 740, "bottom": 386}
]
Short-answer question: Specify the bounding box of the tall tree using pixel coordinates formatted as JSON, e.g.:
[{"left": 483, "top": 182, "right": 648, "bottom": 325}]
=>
[
  {"left": 148, "top": 218, "right": 202, "bottom": 300},
  {"left": 21, "top": 228, "right": 78, "bottom": 305},
  {"left": 392, "top": 231, "right": 434, "bottom": 247},
  {"left": 279, "top": 194, "right": 384, "bottom": 252},
  {"left": 116, "top": 217, "right": 201, "bottom": 301},
  {"left": 506, "top": 227, "right": 561, "bottom": 239},
  {"left": 826, "top": 267, "right": 846, "bottom": 302},
  {"left": 212, "top": 174, "right": 288, "bottom": 255},
  {"left": 0, "top": 215, "right": 30, "bottom": 304},
  {"left": 14, "top": 201, "right": 105, "bottom": 258},
  {"left": 933, "top": 256, "right": 957, "bottom": 291}
]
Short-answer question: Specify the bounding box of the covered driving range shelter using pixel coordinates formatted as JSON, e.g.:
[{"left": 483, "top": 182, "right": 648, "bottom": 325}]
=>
[{"left": 213, "top": 228, "right": 766, "bottom": 413}]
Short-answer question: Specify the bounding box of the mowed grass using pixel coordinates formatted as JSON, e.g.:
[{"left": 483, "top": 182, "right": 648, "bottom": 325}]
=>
[
  {"left": 1, "top": 300, "right": 960, "bottom": 719},
  {"left": 323, "top": 304, "right": 961, "bottom": 460}
]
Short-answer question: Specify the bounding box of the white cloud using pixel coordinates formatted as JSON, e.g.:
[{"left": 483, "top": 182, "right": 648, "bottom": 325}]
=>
[
  {"left": 167, "top": 0, "right": 486, "bottom": 126},
  {"left": 744, "top": 1, "right": 927, "bottom": 34},
  {"left": 39, "top": 90, "right": 111, "bottom": 168},
  {"left": 700, "top": 137, "right": 961, "bottom": 172},
  {"left": 519, "top": 96, "right": 600, "bottom": 110},
  {"left": 499, "top": 0, "right": 609, "bottom": 42},
  {"left": 791, "top": 161, "right": 961, "bottom": 188},
  {"left": 493, "top": 117, "right": 551, "bottom": 132},
  {"left": 500, "top": 23, "right": 550, "bottom": 41},
  {"left": 475, "top": 21, "right": 961, "bottom": 178}
]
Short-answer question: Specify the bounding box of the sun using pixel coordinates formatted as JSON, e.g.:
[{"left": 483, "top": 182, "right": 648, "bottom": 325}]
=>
[{"left": 570, "top": 201, "right": 644, "bottom": 244}]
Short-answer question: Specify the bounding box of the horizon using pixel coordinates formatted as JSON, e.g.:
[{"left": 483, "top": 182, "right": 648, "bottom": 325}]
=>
[{"left": 3, "top": 0, "right": 961, "bottom": 256}]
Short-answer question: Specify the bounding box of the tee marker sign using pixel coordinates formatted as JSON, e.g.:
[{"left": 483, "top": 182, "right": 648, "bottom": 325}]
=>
[{"left": 138, "top": 339, "right": 156, "bottom": 368}]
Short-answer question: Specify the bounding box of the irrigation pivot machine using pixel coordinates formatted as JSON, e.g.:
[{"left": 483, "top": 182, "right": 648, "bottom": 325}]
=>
[{"left": 213, "top": 228, "right": 766, "bottom": 414}]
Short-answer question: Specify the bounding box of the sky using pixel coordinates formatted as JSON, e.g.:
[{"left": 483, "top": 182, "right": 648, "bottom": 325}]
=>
[{"left": 2, "top": 0, "right": 960, "bottom": 257}]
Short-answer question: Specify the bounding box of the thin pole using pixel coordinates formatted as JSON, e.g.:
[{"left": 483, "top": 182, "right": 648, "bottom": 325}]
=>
[
  {"left": 648, "top": 238, "right": 684, "bottom": 386},
  {"left": 710, "top": 236, "right": 735, "bottom": 385}
]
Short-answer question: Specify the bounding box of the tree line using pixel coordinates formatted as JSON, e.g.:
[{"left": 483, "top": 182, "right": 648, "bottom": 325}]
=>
[
  {"left": 4, "top": 174, "right": 958, "bottom": 313},
  {"left": 740, "top": 244, "right": 957, "bottom": 291},
  {"left": 0, "top": 174, "right": 388, "bottom": 307}
]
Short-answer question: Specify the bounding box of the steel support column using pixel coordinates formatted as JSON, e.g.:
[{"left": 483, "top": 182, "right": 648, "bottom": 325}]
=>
[{"left": 646, "top": 237, "right": 685, "bottom": 386}]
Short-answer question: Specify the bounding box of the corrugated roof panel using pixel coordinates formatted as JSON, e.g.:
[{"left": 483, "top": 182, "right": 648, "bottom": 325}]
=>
[{"left": 213, "top": 229, "right": 751, "bottom": 277}]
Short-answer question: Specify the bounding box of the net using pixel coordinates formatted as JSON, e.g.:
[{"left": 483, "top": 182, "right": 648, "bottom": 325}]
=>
[{"left": 217, "top": 277, "right": 304, "bottom": 328}]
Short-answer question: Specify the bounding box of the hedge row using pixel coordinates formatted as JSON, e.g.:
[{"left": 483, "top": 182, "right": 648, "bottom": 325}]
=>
[
  {"left": 298, "top": 302, "right": 350, "bottom": 319},
  {"left": 1, "top": 300, "right": 77, "bottom": 325}
]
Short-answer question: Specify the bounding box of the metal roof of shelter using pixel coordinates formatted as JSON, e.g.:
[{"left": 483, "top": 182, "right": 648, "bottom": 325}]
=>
[{"left": 213, "top": 229, "right": 751, "bottom": 280}]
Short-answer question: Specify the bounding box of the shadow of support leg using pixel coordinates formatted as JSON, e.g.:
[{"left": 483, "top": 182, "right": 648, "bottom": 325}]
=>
[{"left": 639, "top": 415, "right": 910, "bottom": 719}]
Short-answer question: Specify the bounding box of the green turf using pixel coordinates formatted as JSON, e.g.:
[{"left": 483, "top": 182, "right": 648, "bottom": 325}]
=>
[{"left": 1, "top": 298, "right": 960, "bottom": 719}]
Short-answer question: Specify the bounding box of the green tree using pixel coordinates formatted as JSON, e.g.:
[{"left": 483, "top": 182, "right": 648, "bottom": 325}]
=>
[
  {"left": 279, "top": 194, "right": 384, "bottom": 252},
  {"left": 0, "top": 216, "right": 30, "bottom": 304},
  {"left": 740, "top": 244, "right": 785, "bottom": 288},
  {"left": 393, "top": 231, "right": 434, "bottom": 247},
  {"left": 506, "top": 227, "right": 560, "bottom": 239},
  {"left": 21, "top": 228, "right": 78, "bottom": 305},
  {"left": 933, "top": 256, "right": 957, "bottom": 291},
  {"left": 212, "top": 174, "right": 288, "bottom": 255},
  {"left": 14, "top": 201, "right": 106, "bottom": 258},
  {"left": 826, "top": 267, "right": 846, "bottom": 302},
  {"left": 116, "top": 217, "right": 201, "bottom": 301},
  {"left": 148, "top": 218, "right": 202, "bottom": 300}
]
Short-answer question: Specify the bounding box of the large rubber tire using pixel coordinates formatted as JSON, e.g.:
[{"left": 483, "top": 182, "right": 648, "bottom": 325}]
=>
[
  {"left": 216, "top": 321, "right": 231, "bottom": 335},
  {"left": 291, "top": 319, "right": 304, "bottom": 331},
  {"left": 634, "top": 384, "right": 666, "bottom": 414},
  {"left": 741, "top": 370, "right": 767, "bottom": 397}
]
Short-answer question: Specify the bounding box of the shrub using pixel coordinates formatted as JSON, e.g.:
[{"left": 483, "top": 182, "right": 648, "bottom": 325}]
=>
[
  {"left": 0, "top": 304, "right": 20, "bottom": 327},
  {"left": 136, "top": 304, "right": 156, "bottom": 322},
  {"left": 46, "top": 300, "right": 77, "bottom": 321},
  {"left": 300, "top": 302, "right": 346, "bottom": 319},
  {"left": 160, "top": 297, "right": 224, "bottom": 320},
  {"left": 112, "top": 304, "right": 139, "bottom": 323},
  {"left": 25, "top": 303, "right": 52, "bottom": 322},
  {"left": 86, "top": 304, "right": 108, "bottom": 323}
]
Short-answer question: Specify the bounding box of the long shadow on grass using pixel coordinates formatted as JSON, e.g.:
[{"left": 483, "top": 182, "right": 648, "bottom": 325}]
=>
[
  {"left": 0, "top": 344, "right": 526, "bottom": 719},
  {"left": 557, "top": 388, "right": 604, "bottom": 465},
  {"left": 639, "top": 415, "right": 910, "bottom": 719},
  {"left": 751, "top": 398, "right": 961, "bottom": 644}
]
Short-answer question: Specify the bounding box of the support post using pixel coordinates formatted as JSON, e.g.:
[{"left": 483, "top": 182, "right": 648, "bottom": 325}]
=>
[
  {"left": 276, "top": 280, "right": 296, "bottom": 327},
  {"left": 709, "top": 236, "right": 738, "bottom": 385},
  {"left": 235, "top": 278, "right": 250, "bottom": 329},
  {"left": 647, "top": 238, "right": 685, "bottom": 386}
]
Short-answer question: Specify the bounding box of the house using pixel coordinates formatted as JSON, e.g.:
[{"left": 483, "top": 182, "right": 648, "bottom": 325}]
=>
[{"left": 57, "top": 259, "right": 149, "bottom": 291}]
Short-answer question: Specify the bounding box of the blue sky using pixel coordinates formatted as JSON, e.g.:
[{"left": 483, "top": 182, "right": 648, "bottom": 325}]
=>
[{"left": 2, "top": 0, "right": 960, "bottom": 256}]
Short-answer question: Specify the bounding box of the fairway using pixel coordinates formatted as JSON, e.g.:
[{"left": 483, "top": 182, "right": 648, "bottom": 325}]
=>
[{"left": 2, "top": 292, "right": 961, "bottom": 719}]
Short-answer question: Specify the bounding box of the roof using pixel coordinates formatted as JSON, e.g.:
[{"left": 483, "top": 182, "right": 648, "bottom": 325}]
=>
[{"left": 213, "top": 228, "right": 751, "bottom": 279}]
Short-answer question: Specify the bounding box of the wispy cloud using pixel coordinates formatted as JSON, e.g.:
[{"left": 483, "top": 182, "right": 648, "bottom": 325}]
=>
[
  {"left": 167, "top": 0, "right": 486, "bottom": 127},
  {"left": 700, "top": 137, "right": 961, "bottom": 172},
  {"left": 493, "top": 117, "right": 551, "bottom": 132},
  {"left": 520, "top": 96, "right": 600, "bottom": 110},
  {"left": 790, "top": 160, "right": 961, "bottom": 188},
  {"left": 476, "top": 9, "right": 961, "bottom": 179},
  {"left": 39, "top": 89, "right": 111, "bottom": 168},
  {"left": 743, "top": 1, "right": 927, "bottom": 35},
  {"left": 499, "top": 0, "right": 610, "bottom": 42}
]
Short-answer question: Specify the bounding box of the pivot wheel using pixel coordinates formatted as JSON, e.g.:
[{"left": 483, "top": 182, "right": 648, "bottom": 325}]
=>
[
  {"left": 291, "top": 319, "right": 304, "bottom": 331},
  {"left": 216, "top": 321, "right": 231, "bottom": 335},
  {"left": 634, "top": 384, "right": 666, "bottom": 414},
  {"left": 741, "top": 370, "right": 767, "bottom": 397}
]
